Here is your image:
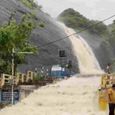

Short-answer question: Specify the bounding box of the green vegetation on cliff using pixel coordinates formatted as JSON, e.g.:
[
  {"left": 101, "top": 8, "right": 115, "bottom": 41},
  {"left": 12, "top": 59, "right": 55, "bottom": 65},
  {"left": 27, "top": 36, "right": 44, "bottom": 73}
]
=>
[
  {"left": 20, "top": 0, "right": 37, "bottom": 9},
  {"left": 20, "top": 0, "right": 42, "bottom": 9},
  {"left": 58, "top": 8, "right": 107, "bottom": 35},
  {"left": 108, "top": 22, "right": 115, "bottom": 54}
]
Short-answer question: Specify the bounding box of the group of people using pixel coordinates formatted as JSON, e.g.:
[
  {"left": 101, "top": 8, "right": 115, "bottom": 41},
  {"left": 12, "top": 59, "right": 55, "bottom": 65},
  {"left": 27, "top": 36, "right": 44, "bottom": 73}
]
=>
[
  {"left": 107, "top": 84, "right": 115, "bottom": 115},
  {"left": 105, "top": 63, "right": 115, "bottom": 115}
]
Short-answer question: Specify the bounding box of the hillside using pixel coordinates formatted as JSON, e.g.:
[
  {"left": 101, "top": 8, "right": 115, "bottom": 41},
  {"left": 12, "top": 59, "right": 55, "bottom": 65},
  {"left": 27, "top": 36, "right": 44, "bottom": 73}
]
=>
[
  {"left": 58, "top": 8, "right": 115, "bottom": 70},
  {"left": 0, "top": 0, "right": 79, "bottom": 73}
]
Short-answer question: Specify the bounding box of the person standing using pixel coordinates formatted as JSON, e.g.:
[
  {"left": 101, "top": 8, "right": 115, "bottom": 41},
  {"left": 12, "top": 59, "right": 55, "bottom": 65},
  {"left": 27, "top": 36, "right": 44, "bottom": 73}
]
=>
[
  {"left": 106, "top": 63, "right": 112, "bottom": 74},
  {"left": 107, "top": 84, "right": 115, "bottom": 115}
]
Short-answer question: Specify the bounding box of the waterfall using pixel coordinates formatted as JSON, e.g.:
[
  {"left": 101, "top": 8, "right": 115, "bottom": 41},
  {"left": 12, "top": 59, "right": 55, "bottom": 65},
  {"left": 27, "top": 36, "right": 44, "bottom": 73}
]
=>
[{"left": 58, "top": 22, "right": 103, "bottom": 74}]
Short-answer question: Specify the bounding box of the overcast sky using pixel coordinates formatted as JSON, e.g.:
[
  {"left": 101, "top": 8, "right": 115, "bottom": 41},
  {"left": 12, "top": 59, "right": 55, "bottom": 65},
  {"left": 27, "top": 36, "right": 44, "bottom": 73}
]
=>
[{"left": 36, "top": 0, "right": 115, "bottom": 24}]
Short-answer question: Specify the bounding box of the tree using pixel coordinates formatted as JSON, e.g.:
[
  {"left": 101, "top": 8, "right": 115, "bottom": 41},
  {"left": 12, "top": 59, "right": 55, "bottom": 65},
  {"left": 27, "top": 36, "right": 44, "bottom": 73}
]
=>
[
  {"left": 0, "top": 14, "right": 37, "bottom": 74},
  {"left": 88, "top": 20, "right": 107, "bottom": 35}
]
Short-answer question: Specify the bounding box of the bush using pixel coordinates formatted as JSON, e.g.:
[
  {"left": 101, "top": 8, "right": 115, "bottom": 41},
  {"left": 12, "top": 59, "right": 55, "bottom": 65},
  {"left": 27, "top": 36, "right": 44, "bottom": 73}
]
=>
[{"left": 20, "top": 0, "right": 37, "bottom": 9}]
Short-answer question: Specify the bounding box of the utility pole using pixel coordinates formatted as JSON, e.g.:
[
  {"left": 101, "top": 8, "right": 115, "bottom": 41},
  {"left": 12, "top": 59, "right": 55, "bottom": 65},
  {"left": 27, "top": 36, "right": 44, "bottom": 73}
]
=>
[
  {"left": 8, "top": 12, "right": 16, "bottom": 105},
  {"left": 11, "top": 48, "right": 33, "bottom": 104},
  {"left": 11, "top": 48, "right": 15, "bottom": 104}
]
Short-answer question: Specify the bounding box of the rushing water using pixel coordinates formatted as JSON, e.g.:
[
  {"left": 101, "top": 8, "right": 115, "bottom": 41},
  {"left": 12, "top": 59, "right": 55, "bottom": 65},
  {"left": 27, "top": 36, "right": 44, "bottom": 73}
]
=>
[{"left": 58, "top": 23, "right": 103, "bottom": 74}]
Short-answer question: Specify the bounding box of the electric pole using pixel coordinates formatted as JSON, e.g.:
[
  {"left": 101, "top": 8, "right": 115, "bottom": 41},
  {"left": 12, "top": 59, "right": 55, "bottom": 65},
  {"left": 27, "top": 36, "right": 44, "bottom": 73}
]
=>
[
  {"left": 11, "top": 48, "right": 15, "bottom": 104},
  {"left": 11, "top": 48, "right": 33, "bottom": 104}
]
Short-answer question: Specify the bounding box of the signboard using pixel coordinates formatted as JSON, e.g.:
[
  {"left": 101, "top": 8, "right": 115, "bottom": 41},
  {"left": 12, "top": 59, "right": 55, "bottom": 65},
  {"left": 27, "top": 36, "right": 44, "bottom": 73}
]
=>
[
  {"left": 1, "top": 89, "right": 20, "bottom": 104},
  {"left": 19, "top": 85, "right": 36, "bottom": 91},
  {"left": 59, "top": 50, "right": 66, "bottom": 57}
]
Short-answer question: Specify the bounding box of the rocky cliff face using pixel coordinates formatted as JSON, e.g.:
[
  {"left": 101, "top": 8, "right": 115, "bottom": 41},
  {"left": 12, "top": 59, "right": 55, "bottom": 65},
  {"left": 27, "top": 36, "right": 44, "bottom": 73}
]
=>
[{"left": 0, "top": 0, "right": 79, "bottom": 73}]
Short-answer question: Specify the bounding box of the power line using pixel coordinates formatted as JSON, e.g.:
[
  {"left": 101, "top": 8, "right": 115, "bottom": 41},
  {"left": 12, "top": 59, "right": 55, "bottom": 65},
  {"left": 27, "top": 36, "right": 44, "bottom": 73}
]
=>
[{"left": 39, "top": 14, "right": 115, "bottom": 49}]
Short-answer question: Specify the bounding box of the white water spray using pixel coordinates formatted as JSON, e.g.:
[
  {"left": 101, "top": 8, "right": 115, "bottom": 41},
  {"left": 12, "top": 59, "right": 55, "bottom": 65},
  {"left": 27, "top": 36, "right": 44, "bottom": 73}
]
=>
[{"left": 58, "top": 22, "right": 103, "bottom": 74}]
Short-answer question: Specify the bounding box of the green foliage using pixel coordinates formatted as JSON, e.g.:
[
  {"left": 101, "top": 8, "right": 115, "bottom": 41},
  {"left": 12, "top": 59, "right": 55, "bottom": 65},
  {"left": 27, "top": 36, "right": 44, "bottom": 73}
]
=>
[
  {"left": 20, "top": 0, "right": 42, "bottom": 10},
  {"left": 0, "top": 14, "right": 37, "bottom": 74},
  {"left": 58, "top": 8, "right": 107, "bottom": 35},
  {"left": 59, "top": 8, "right": 89, "bottom": 29},
  {"left": 88, "top": 20, "right": 107, "bottom": 35},
  {"left": 20, "top": 0, "right": 37, "bottom": 9},
  {"left": 108, "top": 22, "right": 115, "bottom": 54},
  {"left": 33, "top": 73, "right": 44, "bottom": 81},
  {"left": 39, "top": 23, "right": 45, "bottom": 28}
]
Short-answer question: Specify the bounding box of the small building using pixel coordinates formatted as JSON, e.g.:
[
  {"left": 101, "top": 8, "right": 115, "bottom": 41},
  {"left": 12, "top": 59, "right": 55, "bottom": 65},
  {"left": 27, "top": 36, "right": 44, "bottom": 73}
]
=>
[{"left": 50, "top": 65, "right": 67, "bottom": 78}]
